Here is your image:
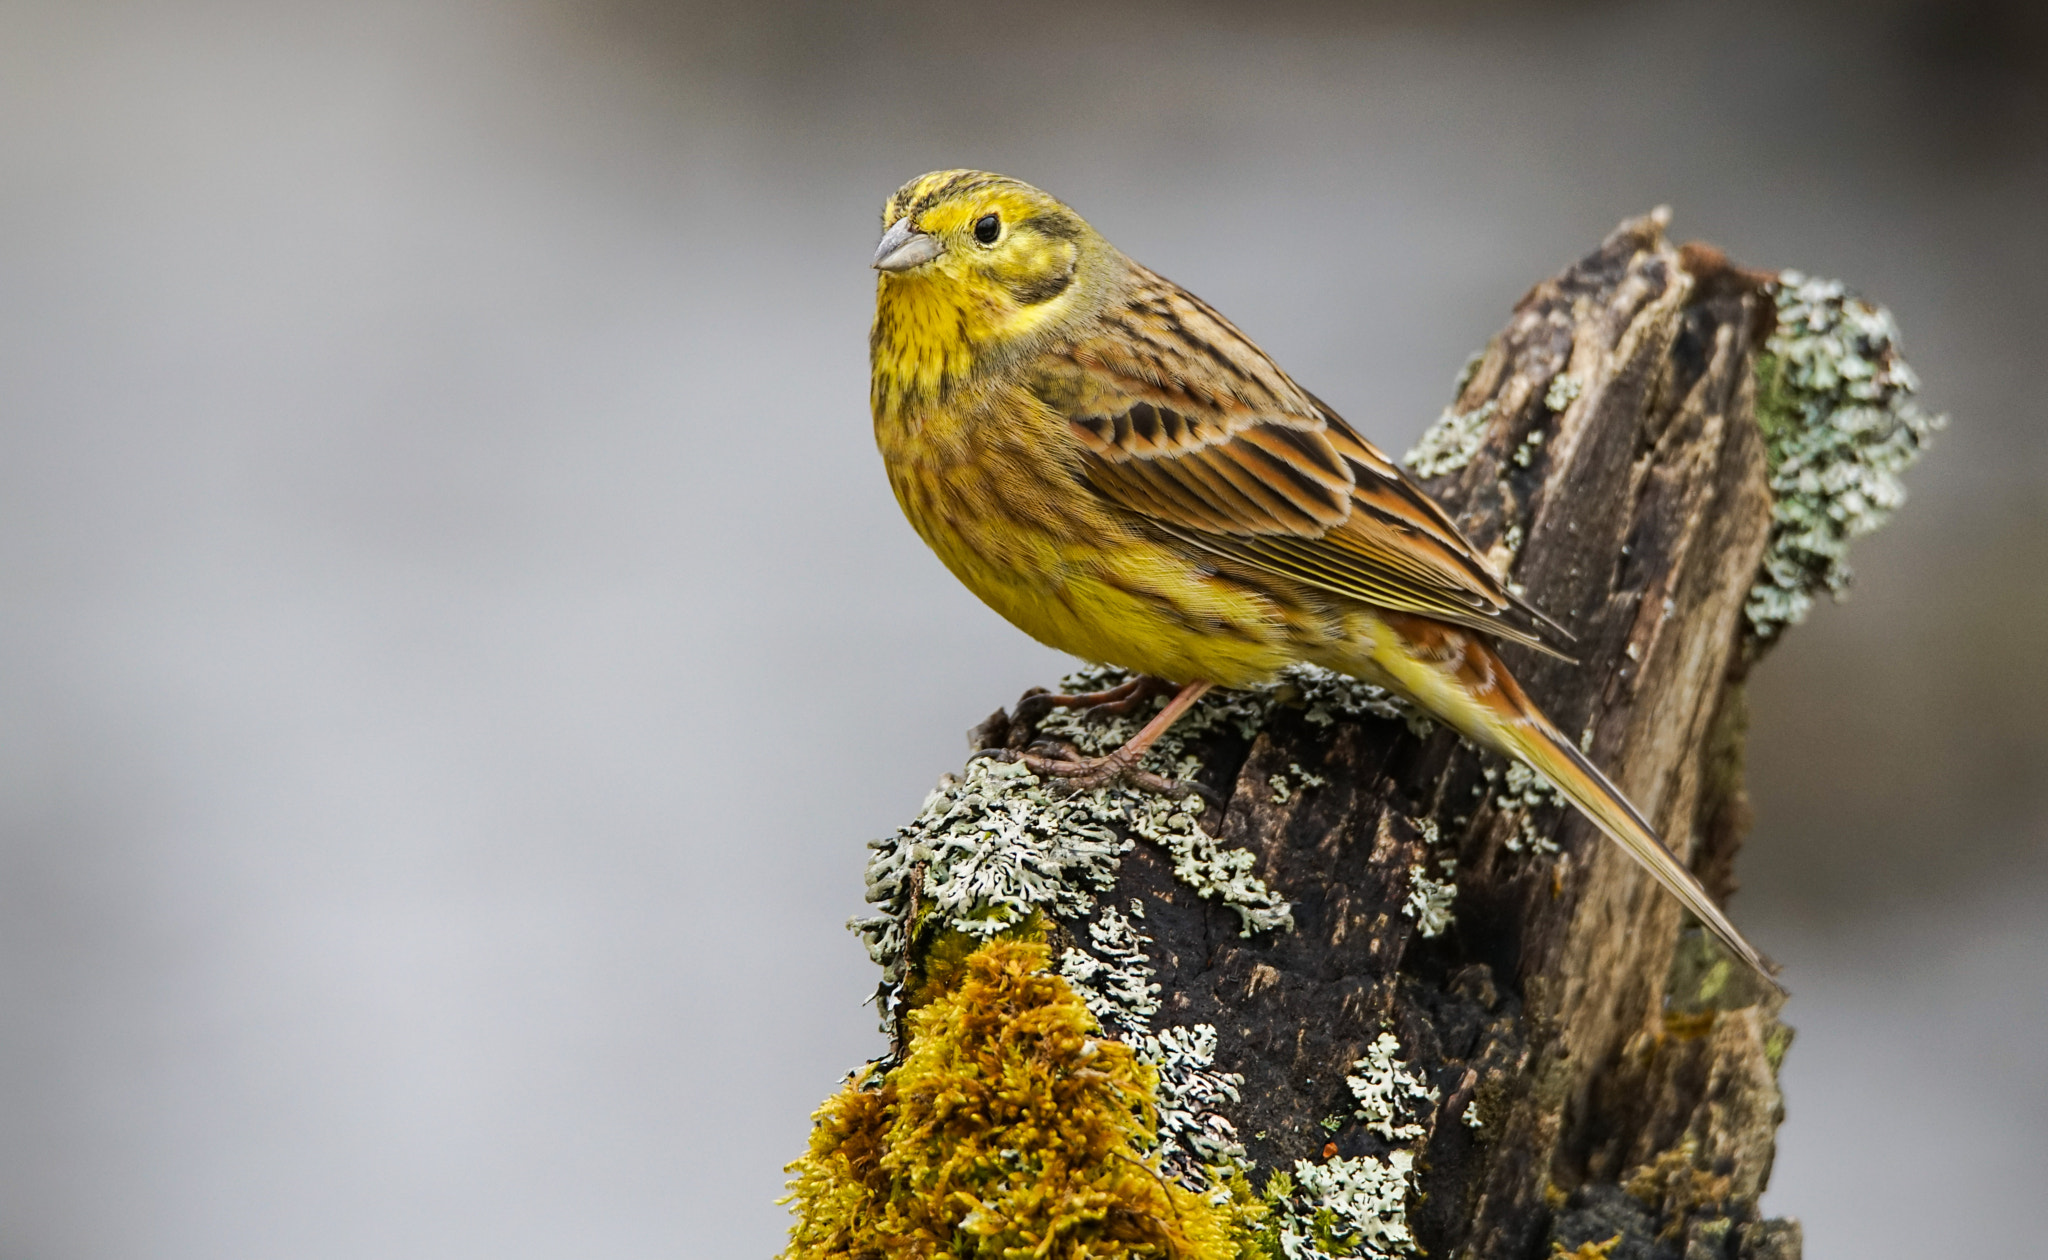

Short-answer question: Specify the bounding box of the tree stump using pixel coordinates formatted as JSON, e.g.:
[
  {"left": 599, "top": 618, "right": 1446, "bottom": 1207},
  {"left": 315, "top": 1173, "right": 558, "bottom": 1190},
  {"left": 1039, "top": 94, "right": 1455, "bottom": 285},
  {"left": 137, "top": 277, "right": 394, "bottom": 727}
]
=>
[{"left": 782, "top": 212, "right": 1938, "bottom": 1260}]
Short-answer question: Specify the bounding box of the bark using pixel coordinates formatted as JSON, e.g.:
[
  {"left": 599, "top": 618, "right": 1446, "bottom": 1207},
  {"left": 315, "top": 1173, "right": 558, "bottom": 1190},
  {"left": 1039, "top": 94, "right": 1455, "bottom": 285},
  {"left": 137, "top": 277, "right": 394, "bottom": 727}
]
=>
[{"left": 981, "top": 211, "right": 1797, "bottom": 1259}]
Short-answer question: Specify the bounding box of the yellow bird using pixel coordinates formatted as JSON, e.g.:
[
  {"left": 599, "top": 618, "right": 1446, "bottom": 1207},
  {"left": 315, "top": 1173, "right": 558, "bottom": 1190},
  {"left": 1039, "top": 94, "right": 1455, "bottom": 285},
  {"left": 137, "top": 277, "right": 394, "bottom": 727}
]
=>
[{"left": 869, "top": 169, "right": 1778, "bottom": 990}]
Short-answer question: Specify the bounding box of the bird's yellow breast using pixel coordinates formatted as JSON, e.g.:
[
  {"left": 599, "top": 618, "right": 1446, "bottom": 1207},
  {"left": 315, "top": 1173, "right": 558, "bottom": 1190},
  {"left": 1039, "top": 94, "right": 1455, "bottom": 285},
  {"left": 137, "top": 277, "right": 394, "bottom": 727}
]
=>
[{"left": 873, "top": 385, "right": 1299, "bottom": 688}]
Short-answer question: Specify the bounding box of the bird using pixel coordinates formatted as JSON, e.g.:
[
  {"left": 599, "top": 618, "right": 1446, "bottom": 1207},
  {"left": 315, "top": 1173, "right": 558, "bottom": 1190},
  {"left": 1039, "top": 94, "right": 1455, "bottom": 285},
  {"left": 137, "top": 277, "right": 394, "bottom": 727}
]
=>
[{"left": 867, "top": 169, "right": 1779, "bottom": 991}]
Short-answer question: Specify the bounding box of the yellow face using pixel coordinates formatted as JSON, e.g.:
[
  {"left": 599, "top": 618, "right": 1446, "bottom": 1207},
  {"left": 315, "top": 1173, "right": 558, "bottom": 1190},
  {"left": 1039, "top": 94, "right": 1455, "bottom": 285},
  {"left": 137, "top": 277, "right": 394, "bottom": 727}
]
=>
[
  {"left": 875, "top": 170, "right": 1090, "bottom": 305},
  {"left": 870, "top": 172, "right": 1102, "bottom": 404}
]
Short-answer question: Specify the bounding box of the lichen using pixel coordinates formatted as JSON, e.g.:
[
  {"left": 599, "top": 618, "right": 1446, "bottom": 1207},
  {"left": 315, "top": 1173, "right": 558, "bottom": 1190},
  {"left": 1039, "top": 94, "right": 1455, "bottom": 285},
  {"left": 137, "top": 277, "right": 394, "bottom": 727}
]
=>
[
  {"left": 1132, "top": 1023, "right": 1250, "bottom": 1185},
  {"left": 1403, "top": 400, "right": 1497, "bottom": 477},
  {"left": 1059, "top": 903, "right": 1250, "bottom": 1188},
  {"left": 1251, "top": 1031, "right": 1441, "bottom": 1260},
  {"left": 1622, "top": 1139, "right": 1732, "bottom": 1230},
  {"left": 1745, "top": 272, "right": 1943, "bottom": 643},
  {"left": 1131, "top": 792, "right": 1293, "bottom": 937},
  {"left": 836, "top": 655, "right": 1436, "bottom": 1252},
  {"left": 780, "top": 938, "right": 1263, "bottom": 1259},
  {"left": 1473, "top": 761, "right": 1564, "bottom": 854},
  {"left": 1263, "top": 1153, "right": 1419, "bottom": 1260},
  {"left": 1270, "top": 763, "right": 1329, "bottom": 804},
  {"left": 1346, "top": 1033, "right": 1441, "bottom": 1143},
  {"left": 1039, "top": 664, "right": 1416, "bottom": 757},
  {"left": 1544, "top": 374, "right": 1583, "bottom": 412},
  {"left": 1496, "top": 521, "right": 1525, "bottom": 566},
  {"left": 1060, "top": 904, "right": 1162, "bottom": 1033},
  {"left": 1401, "top": 860, "right": 1458, "bottom": 938},
  {"left": 850, "top": 755, "right": 1131, "bottom": 1007}
]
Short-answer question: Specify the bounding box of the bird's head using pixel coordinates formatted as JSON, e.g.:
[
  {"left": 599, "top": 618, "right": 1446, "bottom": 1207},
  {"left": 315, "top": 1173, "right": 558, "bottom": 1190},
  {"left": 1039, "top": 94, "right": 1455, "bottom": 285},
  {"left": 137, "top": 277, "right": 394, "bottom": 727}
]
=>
[{"left": 870, "top": 171, "right": 1110, "bottom": 405}]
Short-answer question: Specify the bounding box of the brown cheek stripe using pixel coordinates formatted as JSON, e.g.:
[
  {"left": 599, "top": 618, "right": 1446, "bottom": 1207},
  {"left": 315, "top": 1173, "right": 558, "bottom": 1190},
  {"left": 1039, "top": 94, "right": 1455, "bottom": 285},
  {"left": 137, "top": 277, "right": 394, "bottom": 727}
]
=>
[{"left": 1011, "top": 264, "right": 1076, "bottom": 306}]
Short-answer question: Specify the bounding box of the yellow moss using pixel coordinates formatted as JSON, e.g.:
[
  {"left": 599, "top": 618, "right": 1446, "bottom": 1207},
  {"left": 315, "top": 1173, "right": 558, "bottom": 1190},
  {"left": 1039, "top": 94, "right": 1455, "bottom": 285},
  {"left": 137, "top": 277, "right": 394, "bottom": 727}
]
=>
[
  {"left": 1622, "top": 1140, "right": 1732, "bottom": 1241},
  {"left": 782, "top": 938, "right": 1264, "bottom": 1259},
  {"left": 1550, "top": 1234, "right": 1622, "bottom": 1259},
  {"left": 899, "top": 922, "right": 1042, "bottom": 1020}
]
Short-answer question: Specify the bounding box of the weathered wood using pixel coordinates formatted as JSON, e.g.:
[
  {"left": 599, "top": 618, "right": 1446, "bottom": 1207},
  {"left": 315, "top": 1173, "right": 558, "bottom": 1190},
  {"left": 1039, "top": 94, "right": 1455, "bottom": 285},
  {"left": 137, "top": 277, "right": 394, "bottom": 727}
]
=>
[{"left": 979, "top": 212, "right": 1796, "bottom": 1259}]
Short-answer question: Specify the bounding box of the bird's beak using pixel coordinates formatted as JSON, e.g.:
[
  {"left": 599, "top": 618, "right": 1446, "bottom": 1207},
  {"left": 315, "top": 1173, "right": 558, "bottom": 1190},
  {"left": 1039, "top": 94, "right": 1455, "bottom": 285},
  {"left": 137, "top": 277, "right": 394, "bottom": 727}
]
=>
[{"left": 873, "top": 216, "right": 943, "bottom": 272}]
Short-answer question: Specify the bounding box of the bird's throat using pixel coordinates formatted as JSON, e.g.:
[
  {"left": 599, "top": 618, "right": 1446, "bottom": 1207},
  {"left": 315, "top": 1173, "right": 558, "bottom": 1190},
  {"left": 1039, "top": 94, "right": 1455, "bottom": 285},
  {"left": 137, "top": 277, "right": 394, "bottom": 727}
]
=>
[{"left": 869, "top": 275, "right": 997, "bottom": 416}]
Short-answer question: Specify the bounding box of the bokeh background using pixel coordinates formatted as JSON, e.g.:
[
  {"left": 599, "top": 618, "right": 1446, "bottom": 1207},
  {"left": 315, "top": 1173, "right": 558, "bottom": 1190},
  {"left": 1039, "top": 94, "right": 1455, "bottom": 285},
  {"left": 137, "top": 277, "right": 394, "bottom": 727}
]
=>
[{"left": 1, "top": 0, "right": 2043, "bottom": 1255}]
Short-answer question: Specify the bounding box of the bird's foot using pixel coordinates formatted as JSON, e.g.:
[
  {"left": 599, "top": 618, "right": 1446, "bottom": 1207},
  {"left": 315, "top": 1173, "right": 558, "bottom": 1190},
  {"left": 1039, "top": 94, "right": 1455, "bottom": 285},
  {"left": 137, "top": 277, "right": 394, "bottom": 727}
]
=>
[
  {"left": 1020, "top": 742, "right": 1217, "bottom": 809},
  {"left": 1010, "top": 675, "right": 1174, "bottom": 728}
]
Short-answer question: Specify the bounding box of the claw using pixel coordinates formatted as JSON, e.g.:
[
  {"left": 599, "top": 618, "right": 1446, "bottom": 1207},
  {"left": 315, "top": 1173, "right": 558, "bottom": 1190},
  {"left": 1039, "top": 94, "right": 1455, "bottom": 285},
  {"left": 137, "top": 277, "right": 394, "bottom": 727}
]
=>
[
  {"left": 1011, "top": 679, "right": 1218, "bottom": 802},
  {"left": 1021, "top": 748, "right": 1183, "bottom": 796},
  {"left": 1012, "top": 675, "right": 1169, "bottom": 729}
]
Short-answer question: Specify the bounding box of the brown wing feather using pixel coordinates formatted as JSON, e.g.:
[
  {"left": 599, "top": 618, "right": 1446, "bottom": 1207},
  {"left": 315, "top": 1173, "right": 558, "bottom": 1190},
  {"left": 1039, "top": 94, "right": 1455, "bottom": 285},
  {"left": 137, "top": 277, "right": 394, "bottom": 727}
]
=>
[{"left": 1047, "top": 268, "right": 1574, "bottom": 657}]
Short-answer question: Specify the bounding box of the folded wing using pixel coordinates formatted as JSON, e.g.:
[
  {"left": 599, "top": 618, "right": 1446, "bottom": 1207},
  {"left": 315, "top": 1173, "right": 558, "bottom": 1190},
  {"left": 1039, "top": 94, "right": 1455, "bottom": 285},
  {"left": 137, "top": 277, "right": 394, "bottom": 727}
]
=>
[{"left": 1050, "top": 271, "right": 1572, "bottom": 656}]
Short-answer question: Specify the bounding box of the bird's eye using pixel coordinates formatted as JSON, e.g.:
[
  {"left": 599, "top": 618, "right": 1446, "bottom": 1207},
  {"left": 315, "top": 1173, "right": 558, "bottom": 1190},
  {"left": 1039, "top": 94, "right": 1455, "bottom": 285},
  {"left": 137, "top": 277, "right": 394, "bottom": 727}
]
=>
[{"left": 974, "top": 214, "right": 1001, "bottom": 244}]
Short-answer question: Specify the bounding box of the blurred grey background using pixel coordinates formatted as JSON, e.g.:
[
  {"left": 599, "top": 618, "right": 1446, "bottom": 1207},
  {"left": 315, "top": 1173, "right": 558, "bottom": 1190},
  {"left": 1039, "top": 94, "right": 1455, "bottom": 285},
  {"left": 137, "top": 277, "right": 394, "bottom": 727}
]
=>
[{"left": 0, "top": 0, "right": 2042, "bottom": 1255}]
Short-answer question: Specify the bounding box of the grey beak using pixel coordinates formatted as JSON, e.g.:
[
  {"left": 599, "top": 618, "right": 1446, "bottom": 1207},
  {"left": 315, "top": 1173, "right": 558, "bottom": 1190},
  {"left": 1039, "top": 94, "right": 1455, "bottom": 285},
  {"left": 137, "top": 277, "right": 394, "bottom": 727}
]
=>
[{"left": 873, "top": 216, "right": 943, "bottom": 272}]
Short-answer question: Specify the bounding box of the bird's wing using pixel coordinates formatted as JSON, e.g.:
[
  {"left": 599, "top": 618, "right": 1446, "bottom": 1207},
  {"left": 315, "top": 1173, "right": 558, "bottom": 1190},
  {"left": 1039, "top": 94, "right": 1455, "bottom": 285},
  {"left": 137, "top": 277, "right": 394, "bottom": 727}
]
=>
[{"left": 1041, "top": 270, "right": 1572, "bottom": 656}]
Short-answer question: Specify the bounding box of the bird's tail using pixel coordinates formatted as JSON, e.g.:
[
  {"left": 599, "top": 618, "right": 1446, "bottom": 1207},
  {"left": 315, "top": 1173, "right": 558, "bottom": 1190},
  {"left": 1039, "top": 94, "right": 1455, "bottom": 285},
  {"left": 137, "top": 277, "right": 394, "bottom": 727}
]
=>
[{"left": 1345, "top": 612, "right": 1784, "bottom": 994}]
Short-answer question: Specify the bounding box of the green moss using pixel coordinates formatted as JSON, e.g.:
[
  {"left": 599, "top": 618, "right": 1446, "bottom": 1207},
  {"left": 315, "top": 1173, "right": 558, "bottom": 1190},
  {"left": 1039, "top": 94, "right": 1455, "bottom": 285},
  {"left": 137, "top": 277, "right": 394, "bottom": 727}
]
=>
[
  {"left": 1762, "top": 1022, "right": 1796, "bottom": 1077},
  {"left": 1746, "top": 274, "right": 1943, "bottom": 644},
  {"left": 780, "top": 939, "right": 1269, "bottom": 1259}
]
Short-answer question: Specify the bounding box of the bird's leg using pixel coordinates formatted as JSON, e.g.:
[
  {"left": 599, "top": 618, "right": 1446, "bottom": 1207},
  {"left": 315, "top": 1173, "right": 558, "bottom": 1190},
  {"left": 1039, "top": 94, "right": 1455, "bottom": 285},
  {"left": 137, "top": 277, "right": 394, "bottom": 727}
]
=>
[
  {"left": 1023, "top": 680, "right": 1214, "bottom": 793},
  {"left": 1010, "top": 674, "right": 1173, "bottom": 727}
]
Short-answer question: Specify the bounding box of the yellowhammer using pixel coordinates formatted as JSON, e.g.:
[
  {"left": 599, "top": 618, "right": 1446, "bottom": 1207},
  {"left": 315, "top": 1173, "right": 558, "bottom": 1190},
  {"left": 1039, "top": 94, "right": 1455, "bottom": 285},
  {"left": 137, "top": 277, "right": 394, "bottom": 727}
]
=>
[{"left": 869, "top": 169, "right": 1777, "bottom": 988}]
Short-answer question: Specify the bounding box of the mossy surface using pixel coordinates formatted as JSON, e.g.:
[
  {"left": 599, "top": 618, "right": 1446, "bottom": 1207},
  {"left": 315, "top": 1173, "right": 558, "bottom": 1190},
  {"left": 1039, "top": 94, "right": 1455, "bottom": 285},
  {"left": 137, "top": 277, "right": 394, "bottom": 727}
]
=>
[{"left": 780, "top": 939, "right": 1270, "bottom": 1260}]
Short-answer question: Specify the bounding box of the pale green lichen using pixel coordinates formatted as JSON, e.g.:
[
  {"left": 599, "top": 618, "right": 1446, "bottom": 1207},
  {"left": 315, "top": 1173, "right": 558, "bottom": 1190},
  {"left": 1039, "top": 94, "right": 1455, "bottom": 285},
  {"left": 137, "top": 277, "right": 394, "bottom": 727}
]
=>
[
  {"left": 1401, "top": 860, "right": 1458, "bottom": 939},
  {"left": 1258, "top": 1031, "right": 1439, "bottom": 1259},
  {"left": 1400, "top": 818, "right": 1458, "bottom": 938},
  {"left": 1060, "top": 904, "right": 1162, "bottom": 1032},
  {"left": 1403, "top": 400, "right": 1498, "bottom": 477},
  {"left": 1132, "top": 1023, "right": 1250, "bottom": 1185},
  {"left": 1746, "top": 273, "right": 1942, "bottom": 643},
  {"left": 1472, "top": 761, "right": 1564, "bottom": 854},
  {"left": 1462, "top": 1099, "right": 1484, "bottom": 1130},
  {"left": 1498, "top": 522, "right": 1525, "bottom": 563},
  {"left": 1042, "top": 664, "right": 1417, "bottom": 756},
  {"left": 1544, "top": 374, "right": 1583, "bottom": 412},
  {"left": 1287, "top": 668, "right": 1428, "bottom": 736},
  {"left": 1271, "top": 763, "right": 1330, "bottom": 804},
  {"left": 851, "top": 756, "right": 1130, "bottom": 1000},
  {"left": 840, "top": 660, "right": 1457, "bottom": 1255},
  {"left": 1133, "top": 793, "right": 1293, "bottom": 938},
  {"left": 1060, "top": 902, "right": 1250, "bottom": 1189},
  {"left": 1509, "top": 763, "right": 1564, "bottom": 853},
  {"left": 1346, "top": 1033, "right": 1441, "bottom": 1142},
  {"left": 1511, "top": 428, "right": 1547, "bottom": 468},
  {"left": 1269, "top": 1151, "right": 1418, "bottom": 1260}
]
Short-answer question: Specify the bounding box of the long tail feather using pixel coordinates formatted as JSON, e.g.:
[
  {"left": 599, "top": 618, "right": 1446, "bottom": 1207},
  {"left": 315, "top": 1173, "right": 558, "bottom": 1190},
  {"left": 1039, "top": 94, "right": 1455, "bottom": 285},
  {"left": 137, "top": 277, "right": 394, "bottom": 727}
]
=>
[
  {"left": 1495, "top": 714, "right": 1784, "bottom": 994},
  {"left": 1354, "top": 612, "right": 1784, "bottom": 994}
]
